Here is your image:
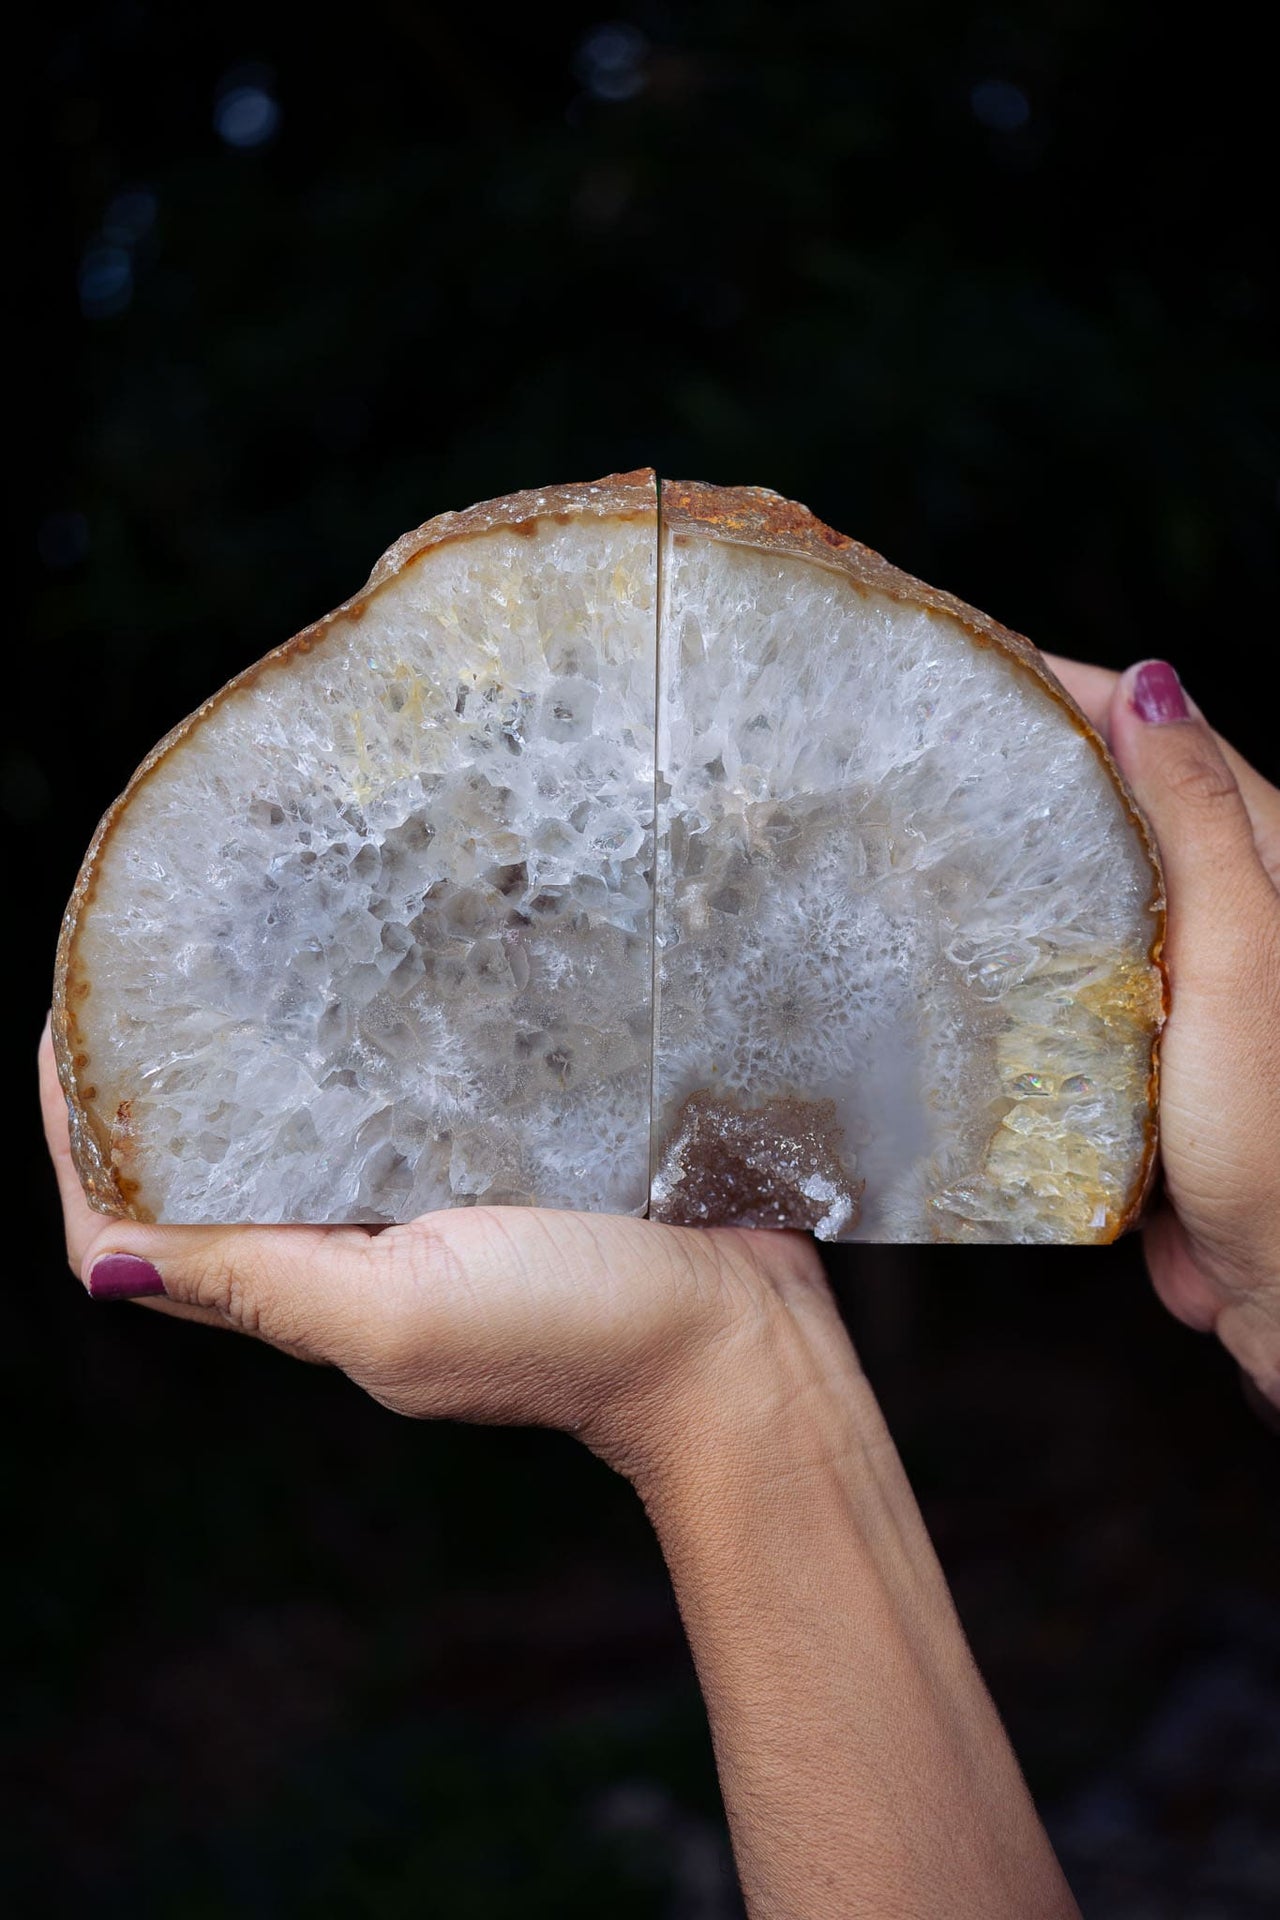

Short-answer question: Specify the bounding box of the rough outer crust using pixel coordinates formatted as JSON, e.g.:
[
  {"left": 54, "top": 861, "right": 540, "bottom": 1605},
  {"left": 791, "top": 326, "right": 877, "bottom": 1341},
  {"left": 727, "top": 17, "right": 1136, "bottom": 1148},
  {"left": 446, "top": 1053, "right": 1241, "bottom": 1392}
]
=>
[
  {"left": 53, "top": 471, "right": 658, "bottom": 1218},
  {"left": 661, "top": 478, "right": 1167, "bottom": 1240}
]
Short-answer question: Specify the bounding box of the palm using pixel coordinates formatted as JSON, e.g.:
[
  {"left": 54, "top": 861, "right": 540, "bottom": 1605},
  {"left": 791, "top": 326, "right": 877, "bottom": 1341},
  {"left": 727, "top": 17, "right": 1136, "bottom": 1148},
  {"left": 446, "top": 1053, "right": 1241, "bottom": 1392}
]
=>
[{"left": 337, "top": 1203, "right": 791, "bottom": 1430}]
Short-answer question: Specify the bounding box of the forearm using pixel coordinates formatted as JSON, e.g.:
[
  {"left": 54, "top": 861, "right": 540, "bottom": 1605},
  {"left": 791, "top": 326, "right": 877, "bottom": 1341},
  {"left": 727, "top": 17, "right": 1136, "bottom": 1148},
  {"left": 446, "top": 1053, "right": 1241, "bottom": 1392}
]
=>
[{"left": 632, "top": 1274, "right": 1079, "bottom": 1920}]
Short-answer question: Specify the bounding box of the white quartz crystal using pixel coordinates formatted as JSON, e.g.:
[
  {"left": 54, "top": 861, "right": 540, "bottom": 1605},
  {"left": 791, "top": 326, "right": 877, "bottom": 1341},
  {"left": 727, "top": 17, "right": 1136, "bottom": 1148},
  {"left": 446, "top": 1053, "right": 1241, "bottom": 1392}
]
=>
[{"left": 56, "top": 475, "right": 1162, "bottom": 1240}]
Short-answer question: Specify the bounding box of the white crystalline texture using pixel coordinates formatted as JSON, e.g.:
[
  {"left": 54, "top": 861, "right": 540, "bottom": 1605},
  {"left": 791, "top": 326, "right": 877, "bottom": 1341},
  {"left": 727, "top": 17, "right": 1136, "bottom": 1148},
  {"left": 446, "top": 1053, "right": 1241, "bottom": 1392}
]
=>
[
  {"left": 55, "top": 472, "right": 1163, "bottom": 1240},
  {"left": 653, "top": 522, "right": 1161, "bottom": 1242},
  {"left": 63, "top": 496, "right": 658, "bottom": 1224}
]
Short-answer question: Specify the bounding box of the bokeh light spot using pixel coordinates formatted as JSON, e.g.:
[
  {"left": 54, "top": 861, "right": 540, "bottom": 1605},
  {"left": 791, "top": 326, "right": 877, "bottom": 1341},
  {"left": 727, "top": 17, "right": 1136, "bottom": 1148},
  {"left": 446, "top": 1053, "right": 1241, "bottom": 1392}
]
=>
[
  {"left": 970, "top": 79, "right": 1031, "bottom": 133},
  {"left": 78, "top": 245, "right": 132, "bottom": 318},
  {"left": 574, "top": 23, "right": 648, "bottom": 101},
  {"left": 103, "top": 187, "right": 158, "bottom": 246},
  {"left": 214, "top": 75, "right": 280, "bottom": 148}
]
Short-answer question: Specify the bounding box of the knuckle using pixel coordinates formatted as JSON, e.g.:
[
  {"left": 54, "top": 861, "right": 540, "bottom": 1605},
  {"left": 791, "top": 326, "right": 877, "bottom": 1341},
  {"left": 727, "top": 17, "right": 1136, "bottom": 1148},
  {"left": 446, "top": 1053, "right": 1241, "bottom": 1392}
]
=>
[
  {"left": 1160, "top": 736, "right": 1241, "bottom": 812},
  {"left": 377, "top": 1215, "right": 451, "bottom": 1288},
  {"left": 377, "top": 1215, "right": 468, "bottom": 1303},
  {"left": 219, "top": 1236, "right": 313, "bottom": 1349},
  {"left": 191, "top": 1239, "right": 246, "bottom": 1322},
  {"left": 221, "top": 1264, "right": 263, "bottom": 1336},
  {"left": 184, "top": 1231, "right": 278, "bottom": 1340}
]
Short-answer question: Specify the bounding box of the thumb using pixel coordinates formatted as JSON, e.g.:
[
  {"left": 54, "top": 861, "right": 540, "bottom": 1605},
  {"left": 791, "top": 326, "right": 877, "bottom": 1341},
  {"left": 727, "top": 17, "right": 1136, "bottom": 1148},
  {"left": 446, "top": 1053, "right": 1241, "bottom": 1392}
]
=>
[
  {"left": 1108, "top": 660, "right": 1275, "bottom": 980},
  {"left": 79, "top": 1219, "right": 411, "bottom": 1371},
  {"left": 1108, "top": 658, "right": 1280, "bottom": 1340}
]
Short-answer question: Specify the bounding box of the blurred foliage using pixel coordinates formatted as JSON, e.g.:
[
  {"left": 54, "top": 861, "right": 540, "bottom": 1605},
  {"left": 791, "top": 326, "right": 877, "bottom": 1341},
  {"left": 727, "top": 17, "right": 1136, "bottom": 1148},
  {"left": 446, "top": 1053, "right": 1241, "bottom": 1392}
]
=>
[{"left": 11, "top": 2, "right": 1279, "bottom": 1914}]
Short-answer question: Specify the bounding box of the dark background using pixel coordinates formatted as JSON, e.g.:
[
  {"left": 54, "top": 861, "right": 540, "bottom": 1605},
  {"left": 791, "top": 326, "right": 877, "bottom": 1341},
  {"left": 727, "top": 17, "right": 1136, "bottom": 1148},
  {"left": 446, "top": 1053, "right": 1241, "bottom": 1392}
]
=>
[{"left": 10, "top": 3, "right": 1279, "bottom": 1914}]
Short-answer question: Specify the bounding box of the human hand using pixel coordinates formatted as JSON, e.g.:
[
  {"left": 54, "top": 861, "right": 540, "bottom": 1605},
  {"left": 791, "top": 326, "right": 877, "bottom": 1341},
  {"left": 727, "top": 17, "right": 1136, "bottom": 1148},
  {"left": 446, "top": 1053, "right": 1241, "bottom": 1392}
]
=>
[
  {"left": 38, "top": 1021, "right": 832, "bottom": 1480},
  {"left": 39, "top": 1020, "right": 1079, "bottom": 1918},
  {"left": 1046, "top": 655, "right": 1280, "bottom": 1406}
]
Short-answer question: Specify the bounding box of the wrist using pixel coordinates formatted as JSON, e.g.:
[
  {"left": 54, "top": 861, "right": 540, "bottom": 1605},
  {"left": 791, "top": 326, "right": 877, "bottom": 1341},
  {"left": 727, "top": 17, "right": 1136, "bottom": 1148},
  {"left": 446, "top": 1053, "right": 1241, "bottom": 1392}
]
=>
[
  {"left": 607, "top": 1239, "right": 900, "bottom": 1533},
  {"left": 580, "top": 1227, "right": 856, "bottom": 1494},
  {"left": 617, "top": 1245, "right": 988, "bottom": 1726}
]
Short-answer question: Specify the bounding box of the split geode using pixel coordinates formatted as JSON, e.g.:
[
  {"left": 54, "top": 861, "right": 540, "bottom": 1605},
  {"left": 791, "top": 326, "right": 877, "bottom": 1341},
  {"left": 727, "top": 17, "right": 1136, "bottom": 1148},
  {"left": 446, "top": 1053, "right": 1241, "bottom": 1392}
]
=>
[{"left": 53, "top": 471, "right": 1165, "bottom": 1241}]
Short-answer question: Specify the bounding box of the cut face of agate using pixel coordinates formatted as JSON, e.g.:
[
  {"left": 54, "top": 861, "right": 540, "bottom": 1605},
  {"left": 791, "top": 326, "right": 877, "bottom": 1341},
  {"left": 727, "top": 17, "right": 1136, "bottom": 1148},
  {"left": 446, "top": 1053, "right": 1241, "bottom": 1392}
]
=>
[{"left": 55, "top": 471, "right": 1164, "bottom": 1241}]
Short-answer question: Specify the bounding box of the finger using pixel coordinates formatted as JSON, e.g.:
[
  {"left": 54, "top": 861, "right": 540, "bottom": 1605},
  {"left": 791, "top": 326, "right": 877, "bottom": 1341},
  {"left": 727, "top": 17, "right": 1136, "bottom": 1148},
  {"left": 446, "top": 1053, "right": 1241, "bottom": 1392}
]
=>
[
  {"left": 1039, "top": 653, "right": 1119, "bottom": 735},
  {"left": 1115, "top": 660, "right": 1280, "bottom": 1299},
  {"left": 40, "top": 1022, "right": 273, "bottom": 1334},
  {"left": 72, "top": 1208, "right": 390, "bottom": 1364},
  {"left": 1147, "top": 1209, "right": 1280, "bottom": 1415},
  {"left": 69, "top": 1205, "right": 572, "bottom": 1398},
  {"left": 1216, "top": 1289, "right": 1280, "bottom": 1412},
  {"left": 1108, "top": 663, "right": 1278, "bottom": 963},
  {"left": 43, "top": 1021, "right": 385, "bottom": 1351},
  {"left": 1044, "top": 653, "right": 1280, "bottom": 882},
  {"left": 1142, "top": 1205, "right": 1219, "bottom": 1332}
]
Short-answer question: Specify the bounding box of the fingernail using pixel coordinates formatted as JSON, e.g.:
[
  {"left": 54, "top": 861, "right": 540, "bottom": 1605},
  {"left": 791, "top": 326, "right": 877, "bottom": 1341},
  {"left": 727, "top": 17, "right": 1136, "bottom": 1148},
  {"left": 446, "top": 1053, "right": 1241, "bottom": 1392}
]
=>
[
  {"left": 1130, "top": 660, "right": 1189, "bottom": 725},
  {"left": 88, "top": 1254, "right": 167, "bottom": 1301}
]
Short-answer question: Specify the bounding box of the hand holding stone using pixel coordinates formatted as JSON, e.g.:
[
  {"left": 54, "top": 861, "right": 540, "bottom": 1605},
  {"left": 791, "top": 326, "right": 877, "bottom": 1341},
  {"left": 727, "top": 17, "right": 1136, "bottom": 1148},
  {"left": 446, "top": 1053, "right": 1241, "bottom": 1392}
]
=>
[
  {"left": 40, "top": 1018, "right": 826, "bottom": 1478},
  {"left": 41, "top": 1018, "right": 1088, "bottom": 1918},
  {"left": 42, "top": 655, "right": 1279, "bottom": 1416},
  {"left": 1046, "top": 656, "right": 1280, "bottom": 1406}
]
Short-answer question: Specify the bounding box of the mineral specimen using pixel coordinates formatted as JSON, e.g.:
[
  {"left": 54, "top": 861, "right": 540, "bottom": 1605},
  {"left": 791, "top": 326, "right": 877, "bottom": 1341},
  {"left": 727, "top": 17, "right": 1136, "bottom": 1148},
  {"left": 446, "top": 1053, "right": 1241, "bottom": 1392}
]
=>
[{"left": 54, "top": 470, "right": 1164, "bottom": 1241}]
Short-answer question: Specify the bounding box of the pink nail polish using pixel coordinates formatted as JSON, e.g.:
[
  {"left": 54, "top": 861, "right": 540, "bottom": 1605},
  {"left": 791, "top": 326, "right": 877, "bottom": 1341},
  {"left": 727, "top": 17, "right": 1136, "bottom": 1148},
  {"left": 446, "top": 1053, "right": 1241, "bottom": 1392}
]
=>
[
  {"left": 88, "top": 1254, "right": 167, "bottom": 1300},
  {"left": 1131, "top": 660, "right": 1189, "bottom": 725}
]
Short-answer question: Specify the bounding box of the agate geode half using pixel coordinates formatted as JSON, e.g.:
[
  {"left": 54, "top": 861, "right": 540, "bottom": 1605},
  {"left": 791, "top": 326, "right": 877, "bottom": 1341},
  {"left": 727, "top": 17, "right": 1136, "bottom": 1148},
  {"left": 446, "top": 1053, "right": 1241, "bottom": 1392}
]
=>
[{"left": 54, "top": 471, "right": 1164, "bottom": 1241}]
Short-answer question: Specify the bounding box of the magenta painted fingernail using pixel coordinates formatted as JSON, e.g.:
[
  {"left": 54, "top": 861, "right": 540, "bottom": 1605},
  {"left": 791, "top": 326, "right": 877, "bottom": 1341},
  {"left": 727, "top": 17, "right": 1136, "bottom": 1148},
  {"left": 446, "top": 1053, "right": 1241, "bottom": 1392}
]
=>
[
  {"left": 1131, "top": 660, "right": 1189, "bottom": 724},
  {"left": 88, "top": 1254, "right": 167, "bottom": 1301}
]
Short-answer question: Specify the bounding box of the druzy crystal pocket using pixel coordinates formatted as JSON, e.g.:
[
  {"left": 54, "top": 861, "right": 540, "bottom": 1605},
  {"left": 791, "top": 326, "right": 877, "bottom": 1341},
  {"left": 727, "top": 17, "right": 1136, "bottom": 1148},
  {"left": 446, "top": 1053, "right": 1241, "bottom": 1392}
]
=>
[{"left": 54, "top": 471, "right": 1164, "bottom": 1241}]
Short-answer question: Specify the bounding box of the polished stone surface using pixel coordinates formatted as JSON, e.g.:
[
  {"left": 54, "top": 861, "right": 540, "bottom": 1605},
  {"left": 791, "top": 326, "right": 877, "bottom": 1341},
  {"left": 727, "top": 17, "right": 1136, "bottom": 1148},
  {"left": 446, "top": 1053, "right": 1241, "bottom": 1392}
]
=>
[
  {"left": 67, "top": 510, "right": 658, "bottom": 1222},
  {"left": 651, "top": 531, "right": 1161, "bottom": 1242},
  {"left": 58, "top": 480, "right": 1162, "bottom": 1239}
]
